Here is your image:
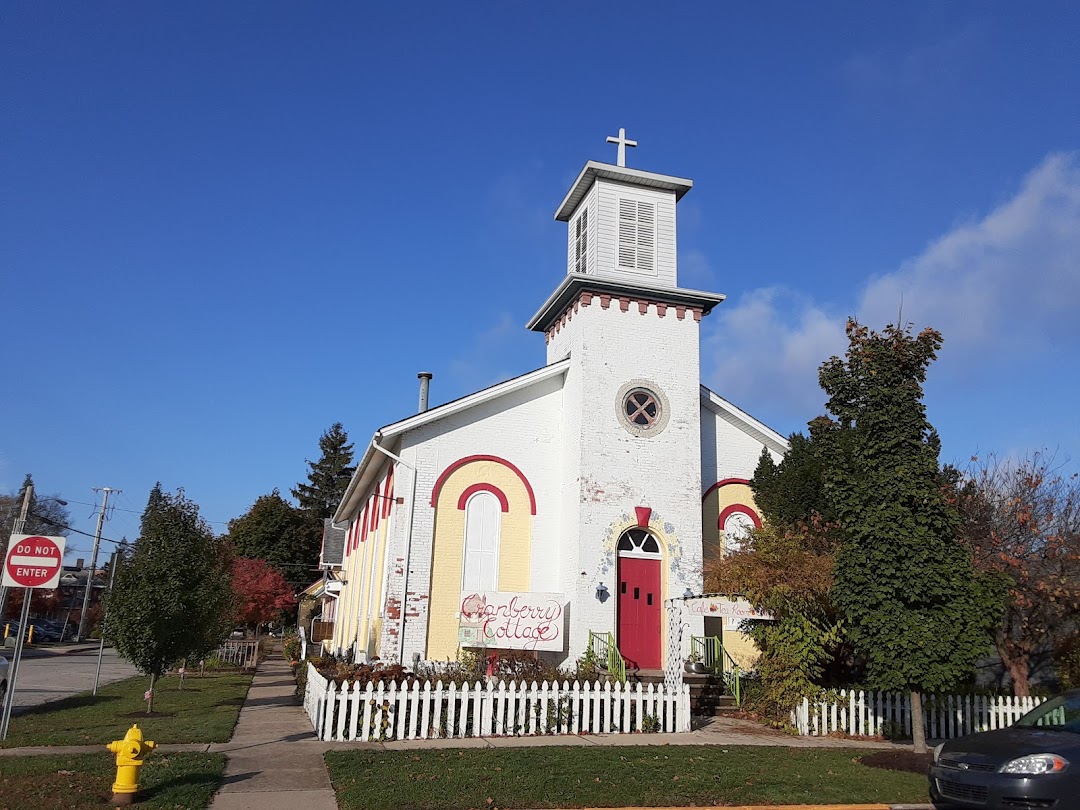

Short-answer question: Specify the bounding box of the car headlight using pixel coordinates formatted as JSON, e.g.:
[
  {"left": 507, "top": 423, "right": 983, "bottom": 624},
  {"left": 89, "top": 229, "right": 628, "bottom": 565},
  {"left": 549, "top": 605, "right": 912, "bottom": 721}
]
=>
[
  {"left": 933, "top": 743, "right": 945, "bottom": 763},
  {"left": 1000, "top": 754, "right": 1069, "bottom": 775}
]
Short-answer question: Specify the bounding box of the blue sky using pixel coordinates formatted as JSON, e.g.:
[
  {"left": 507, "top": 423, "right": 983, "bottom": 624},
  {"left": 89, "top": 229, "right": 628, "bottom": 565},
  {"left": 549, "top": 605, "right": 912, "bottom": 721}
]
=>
[{"left": 3, "top": 2, "right": 1079, "bottom": 561}]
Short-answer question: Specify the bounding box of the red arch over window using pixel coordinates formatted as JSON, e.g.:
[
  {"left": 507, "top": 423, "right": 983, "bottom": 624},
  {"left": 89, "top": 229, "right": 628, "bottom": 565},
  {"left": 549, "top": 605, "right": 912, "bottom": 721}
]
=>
[
  {"left": 457, "top": 483, "right": 510, "bottom": 513},
  {"left": 702, "top": 478, "right": 752, "bottom": 502},
  {"left": 718, "top": 503, "right": 762, "bottom": 530},
  {"left": 431, "top": 454, "right": 537, "bottom": 515}
]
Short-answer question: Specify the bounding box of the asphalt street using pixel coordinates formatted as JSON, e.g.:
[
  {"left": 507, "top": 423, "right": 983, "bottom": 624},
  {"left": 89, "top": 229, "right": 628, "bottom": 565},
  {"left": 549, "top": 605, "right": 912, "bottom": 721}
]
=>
[{"left": 4, "top": 646, "right": 137, "bottom": 712}]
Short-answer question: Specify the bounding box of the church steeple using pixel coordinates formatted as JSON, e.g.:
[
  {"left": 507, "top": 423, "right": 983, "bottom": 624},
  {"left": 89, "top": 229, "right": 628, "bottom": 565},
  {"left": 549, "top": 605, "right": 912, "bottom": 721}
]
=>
[{"left": 553, "top": 131, "right": 693, "bottom": 288}]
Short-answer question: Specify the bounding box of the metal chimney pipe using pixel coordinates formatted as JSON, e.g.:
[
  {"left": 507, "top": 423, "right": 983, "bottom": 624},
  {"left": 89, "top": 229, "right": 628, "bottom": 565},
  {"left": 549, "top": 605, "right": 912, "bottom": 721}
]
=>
[{"left": 417, "top": 372, "right": 432, "bottom": 413}]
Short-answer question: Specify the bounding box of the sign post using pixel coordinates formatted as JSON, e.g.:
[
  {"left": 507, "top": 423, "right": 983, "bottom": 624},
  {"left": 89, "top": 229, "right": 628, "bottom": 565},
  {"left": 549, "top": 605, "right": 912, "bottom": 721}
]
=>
[{"left": 0, "top": 534, "right": 66, "bottom": 740}]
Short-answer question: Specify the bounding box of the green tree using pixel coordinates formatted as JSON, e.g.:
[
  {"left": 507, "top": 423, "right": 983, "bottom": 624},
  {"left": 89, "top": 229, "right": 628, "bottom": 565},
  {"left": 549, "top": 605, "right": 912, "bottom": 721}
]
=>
[
  {"left": 819, "top": 320, "right": 1003, "bottom": 752},
  {"left": 750, "top": 435, "right": 830, "bottom": 526},
  {"left": 224, "top": 490, "right": 315, "bottom": 589},
  {"left": 106, "top": 484, "right": 233, "bottom": 711},
  {"left": 291, "top": 422, "right": 355, "bottom": 520}
]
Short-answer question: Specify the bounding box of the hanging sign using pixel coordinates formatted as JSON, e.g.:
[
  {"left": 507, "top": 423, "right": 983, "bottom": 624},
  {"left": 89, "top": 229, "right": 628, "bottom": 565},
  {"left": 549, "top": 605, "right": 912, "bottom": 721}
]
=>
[
  {"left": 458, "top": 591, "right": 565, "bottom": 651},
  {"left": 3, "top": 534, "right": 66, "bottom": 589},
  {"left": 686, "top": 596, "right": 774, "bottom": 625}
]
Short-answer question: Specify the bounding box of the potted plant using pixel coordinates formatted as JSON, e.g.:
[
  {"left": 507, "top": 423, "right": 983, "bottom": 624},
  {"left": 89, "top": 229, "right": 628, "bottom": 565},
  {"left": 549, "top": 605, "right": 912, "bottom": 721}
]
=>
[{"left": 684, "top": 650, "right": 707, "bottom": 674}]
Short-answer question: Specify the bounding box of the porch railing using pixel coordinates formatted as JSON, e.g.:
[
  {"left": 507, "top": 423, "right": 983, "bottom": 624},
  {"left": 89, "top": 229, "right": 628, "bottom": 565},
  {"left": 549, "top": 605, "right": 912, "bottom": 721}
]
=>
[
  {"left": 588, "top": 631, "right": 627, "bottom": 684},
  {"left": 690, "top": 635, "right": 742, "bottom": 706}
]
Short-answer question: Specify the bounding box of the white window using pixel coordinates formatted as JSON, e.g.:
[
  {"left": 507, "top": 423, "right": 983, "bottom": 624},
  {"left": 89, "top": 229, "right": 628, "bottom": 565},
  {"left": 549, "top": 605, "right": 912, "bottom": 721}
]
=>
[
  {"left": 617, "top": 198, "right": 655, "bottom": 273},
  {"left": 574, "top": 208, "right": 588, "bottom": 273},
  {"left": 462, "top": 491, "right": 501, "bottom": 592}
]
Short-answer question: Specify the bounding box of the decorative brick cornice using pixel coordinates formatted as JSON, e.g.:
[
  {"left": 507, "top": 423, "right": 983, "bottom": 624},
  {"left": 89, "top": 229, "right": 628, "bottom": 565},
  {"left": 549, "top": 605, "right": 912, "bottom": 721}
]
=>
[{"left": 545, "top": 289, "right": 704, "bottom": 341}]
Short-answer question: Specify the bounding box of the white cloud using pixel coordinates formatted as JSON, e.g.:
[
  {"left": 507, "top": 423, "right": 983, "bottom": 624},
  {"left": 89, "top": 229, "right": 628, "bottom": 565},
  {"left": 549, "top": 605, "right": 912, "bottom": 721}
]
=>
[
  {"left": 856, "top": 153, "right": 1080, "bottom": 351},
  {"left": 679, "top": 249, "right": 715, "bottom": 287},
  {"left": 703, "top": 152, "right": 1080, "bottom": 429}
]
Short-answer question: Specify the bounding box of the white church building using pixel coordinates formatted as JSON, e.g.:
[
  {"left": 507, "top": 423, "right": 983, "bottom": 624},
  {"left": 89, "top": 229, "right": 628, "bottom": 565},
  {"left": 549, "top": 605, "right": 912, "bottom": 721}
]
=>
[{"left": 323, "top": 131, "right": 788, "bottom": 673}]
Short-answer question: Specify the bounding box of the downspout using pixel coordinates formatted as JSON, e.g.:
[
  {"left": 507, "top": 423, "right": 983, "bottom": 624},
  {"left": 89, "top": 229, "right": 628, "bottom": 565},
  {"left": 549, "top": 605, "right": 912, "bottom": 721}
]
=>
[{"left": 370, "top": 434, "right": 418, "bottom": 664}]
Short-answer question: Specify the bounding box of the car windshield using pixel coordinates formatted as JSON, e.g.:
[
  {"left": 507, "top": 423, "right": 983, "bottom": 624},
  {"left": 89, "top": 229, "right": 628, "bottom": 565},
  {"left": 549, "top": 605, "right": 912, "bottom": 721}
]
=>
[{"left": 1015, "top": 694, "right": 1080, "bottom": 733}]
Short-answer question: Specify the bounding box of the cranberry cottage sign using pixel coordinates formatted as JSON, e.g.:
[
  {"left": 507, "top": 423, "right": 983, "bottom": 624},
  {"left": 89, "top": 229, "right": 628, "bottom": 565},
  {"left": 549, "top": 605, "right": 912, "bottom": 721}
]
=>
[{"left": 458, "top": 592, "right": 565, "bottom": 652}]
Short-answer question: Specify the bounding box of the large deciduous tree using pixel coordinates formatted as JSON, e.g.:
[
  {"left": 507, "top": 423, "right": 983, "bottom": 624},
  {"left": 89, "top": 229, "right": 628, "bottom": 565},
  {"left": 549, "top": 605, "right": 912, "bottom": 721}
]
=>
[
  {"left": 954, "top": 452, "right": 1080, "bottom": 695},
  {"left": 0, "top": 474, "right": 71, "bottom": 537},
  {"left": 106, "top": 484, "right": 233, "bottom": 710},
  {"left": 291, "top": 423, "right": 355, "bottom": 520},
  {"left": 231, "top": 556, "right": 296, "bottom": 631},
  {"left": 224, "top": 490, "right": 315, "bottom": 589},
  {"left": 820, "top": 320, "right": 1003, "bottom": 752}
]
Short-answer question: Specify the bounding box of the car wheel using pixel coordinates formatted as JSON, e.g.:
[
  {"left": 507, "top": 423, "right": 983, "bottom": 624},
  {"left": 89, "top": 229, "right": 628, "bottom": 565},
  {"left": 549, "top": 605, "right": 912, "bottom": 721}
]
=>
[{"left": 0, "top": 680, "right": 6, "bottom": 701}]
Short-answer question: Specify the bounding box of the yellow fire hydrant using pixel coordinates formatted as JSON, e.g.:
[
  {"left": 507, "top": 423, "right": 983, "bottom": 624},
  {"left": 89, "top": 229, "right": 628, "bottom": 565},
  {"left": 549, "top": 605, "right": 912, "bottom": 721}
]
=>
[{"left": 105, "top": 724, "right": 156, "bottom": 806}]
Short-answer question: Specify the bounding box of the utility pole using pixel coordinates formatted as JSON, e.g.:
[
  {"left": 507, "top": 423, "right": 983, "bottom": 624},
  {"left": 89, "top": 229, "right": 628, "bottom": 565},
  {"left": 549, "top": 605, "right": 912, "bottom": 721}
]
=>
[
  {"left": 0, "top": 483, "right": 34, "bottom": 624},
  {"left": 76, "top": 487, "right": 118, "bottom": 642}
]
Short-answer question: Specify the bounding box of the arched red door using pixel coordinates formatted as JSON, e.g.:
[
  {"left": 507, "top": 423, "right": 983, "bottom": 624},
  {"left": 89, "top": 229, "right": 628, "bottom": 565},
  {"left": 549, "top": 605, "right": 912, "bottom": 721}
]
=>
[{"left": 616, "top": 529, "right": 662, "bottom": 670}]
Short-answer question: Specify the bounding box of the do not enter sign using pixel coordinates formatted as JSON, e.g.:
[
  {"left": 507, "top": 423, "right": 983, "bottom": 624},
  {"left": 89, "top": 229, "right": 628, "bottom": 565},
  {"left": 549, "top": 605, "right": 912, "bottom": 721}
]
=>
[{"left": 2, "top": 534, "right": 66, "bottom": 589}]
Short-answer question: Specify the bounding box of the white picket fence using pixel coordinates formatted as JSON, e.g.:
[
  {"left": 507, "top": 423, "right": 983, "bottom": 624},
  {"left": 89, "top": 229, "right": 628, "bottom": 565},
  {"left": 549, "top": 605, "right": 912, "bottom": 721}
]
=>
[
  {"left": 793, "top": 689, "right": 1046, "bottom": 740},
  {"left": 304, "top": 663, "right": 691, "bottom": 742},
  {"left": 214, "top": 640, "right": 260, "bottom": 670}
]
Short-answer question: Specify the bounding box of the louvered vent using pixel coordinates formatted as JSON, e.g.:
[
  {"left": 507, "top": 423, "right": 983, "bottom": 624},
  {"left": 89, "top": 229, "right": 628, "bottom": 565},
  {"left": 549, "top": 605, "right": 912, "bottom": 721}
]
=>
[
  {"left": 575, "top": 208, "right": 588, "bottom": 273},
  {"left": 618, "top": 198, "right": 656, "bottom": 273}
]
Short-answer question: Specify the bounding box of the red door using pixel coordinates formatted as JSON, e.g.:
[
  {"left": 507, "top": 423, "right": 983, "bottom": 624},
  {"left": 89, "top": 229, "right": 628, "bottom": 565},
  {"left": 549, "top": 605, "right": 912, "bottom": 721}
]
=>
[{"left": 617, "top": 556, "right": 661, "bottom": 669}]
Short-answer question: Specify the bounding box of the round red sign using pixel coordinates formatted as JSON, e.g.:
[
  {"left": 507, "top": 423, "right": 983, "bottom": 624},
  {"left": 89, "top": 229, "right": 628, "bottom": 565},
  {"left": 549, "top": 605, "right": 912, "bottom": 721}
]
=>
[{"left": 5, "top": 535, "right": 63, "bottom": 588}]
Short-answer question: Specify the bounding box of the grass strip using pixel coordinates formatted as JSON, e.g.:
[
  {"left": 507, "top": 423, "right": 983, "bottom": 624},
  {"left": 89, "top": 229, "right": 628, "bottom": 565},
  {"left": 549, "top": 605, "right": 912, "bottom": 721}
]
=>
[
  {"left": 326, "top": 745, "right": 930, "bottom": 809},
  {"left": 0, "top": 751, "right": 225, "bottom": 810},
  {"left": 1, "top": 671, "right": 251, "bottom": 747}
]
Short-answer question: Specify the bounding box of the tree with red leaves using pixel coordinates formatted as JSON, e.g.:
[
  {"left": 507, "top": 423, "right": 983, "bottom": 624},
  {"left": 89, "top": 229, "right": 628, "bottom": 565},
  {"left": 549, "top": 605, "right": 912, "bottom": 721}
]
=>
[
  {"left": 231, "top": 557, "right": 296, "bottom": 631},
  {"left": 955, "top": 452, "right": 1080, "bottom": 695}
]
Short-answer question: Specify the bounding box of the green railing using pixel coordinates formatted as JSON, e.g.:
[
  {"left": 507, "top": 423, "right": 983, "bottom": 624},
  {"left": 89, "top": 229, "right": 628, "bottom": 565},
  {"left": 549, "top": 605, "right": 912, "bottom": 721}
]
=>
[
  {"left": 588, "top": 630, "right": 627, "bottom": 684},
  {"left": 690, "top": 635, "right": 742, "bottom": 706}
]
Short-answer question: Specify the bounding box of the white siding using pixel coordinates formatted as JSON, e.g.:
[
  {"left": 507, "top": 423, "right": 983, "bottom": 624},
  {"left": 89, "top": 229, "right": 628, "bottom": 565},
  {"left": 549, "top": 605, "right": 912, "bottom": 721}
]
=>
[{"left": 595, "top": 178, "right": 677, "bottom": 286}]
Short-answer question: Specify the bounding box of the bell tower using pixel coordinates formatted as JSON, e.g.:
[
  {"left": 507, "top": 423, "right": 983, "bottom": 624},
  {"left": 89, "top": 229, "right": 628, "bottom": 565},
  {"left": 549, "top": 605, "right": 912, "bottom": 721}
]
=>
[{"left": 527, "top": 131, "right": 725, "bottom": 663}]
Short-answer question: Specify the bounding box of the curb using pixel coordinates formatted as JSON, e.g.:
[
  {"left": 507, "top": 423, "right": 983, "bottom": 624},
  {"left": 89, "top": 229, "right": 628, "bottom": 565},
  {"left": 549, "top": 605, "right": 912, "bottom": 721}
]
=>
[{"left": 577, "top": 806, "right": 934, "bottom": 810}]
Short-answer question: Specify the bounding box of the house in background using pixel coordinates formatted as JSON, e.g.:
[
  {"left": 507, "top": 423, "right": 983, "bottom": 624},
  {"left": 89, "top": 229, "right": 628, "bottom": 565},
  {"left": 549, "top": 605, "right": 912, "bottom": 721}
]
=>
[{"left": 299, "top": 519, "right": 346, "bottom": 643}]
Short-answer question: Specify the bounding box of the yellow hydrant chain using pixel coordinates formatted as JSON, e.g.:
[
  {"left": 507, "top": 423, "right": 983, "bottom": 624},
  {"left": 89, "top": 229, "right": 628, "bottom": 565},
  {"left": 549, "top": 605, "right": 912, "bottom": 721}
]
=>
[{"left": 105, "top": 723, "right": 155, "bottom": 806}]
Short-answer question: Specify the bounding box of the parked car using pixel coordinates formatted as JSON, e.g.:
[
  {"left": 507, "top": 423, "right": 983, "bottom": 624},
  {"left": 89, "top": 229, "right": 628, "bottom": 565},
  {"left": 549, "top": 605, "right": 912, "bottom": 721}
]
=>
[
  {"left": 0, "top": 654, "right": 8, "bottom": 698},
  {"left": 929, "top": 689, "right": 1080, "bottom": 808}
]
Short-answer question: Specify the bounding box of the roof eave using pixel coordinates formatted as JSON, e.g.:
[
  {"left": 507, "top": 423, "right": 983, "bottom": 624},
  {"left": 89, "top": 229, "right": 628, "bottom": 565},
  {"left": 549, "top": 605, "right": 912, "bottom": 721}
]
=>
[
  {"left": 526, "top": 275, "right": 725, "bottom": 332},
  {"left": 554, "top": 161, "right": 694, "bottom": 222}
]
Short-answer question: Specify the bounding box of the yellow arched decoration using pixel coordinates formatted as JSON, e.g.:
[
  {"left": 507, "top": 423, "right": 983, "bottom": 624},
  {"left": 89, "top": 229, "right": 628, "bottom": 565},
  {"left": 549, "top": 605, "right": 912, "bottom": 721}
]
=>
[
  {"left": 700, "top": 480, "right": 764, "bottom": 670},
  {"left": 426, "top": 459, "right": 534, "bottom": 661},
  {"left": 702, "top": 480, "right": 759, "bottom": 564}
]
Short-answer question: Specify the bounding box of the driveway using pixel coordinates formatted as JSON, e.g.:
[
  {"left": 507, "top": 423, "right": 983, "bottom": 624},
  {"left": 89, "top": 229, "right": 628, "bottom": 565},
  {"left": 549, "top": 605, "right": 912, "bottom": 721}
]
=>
[{"left": 5, "top": 646, "right": 137, "bottom": 713}]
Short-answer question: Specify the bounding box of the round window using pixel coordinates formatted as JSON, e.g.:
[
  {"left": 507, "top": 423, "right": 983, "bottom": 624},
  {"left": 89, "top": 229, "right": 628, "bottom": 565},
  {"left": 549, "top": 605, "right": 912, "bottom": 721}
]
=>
[
  {"left": 616, "top": 380, "right": 670, "bottom": 437},
  {"left": 624, "top": 390, "right": 659, "bottom": 428}
]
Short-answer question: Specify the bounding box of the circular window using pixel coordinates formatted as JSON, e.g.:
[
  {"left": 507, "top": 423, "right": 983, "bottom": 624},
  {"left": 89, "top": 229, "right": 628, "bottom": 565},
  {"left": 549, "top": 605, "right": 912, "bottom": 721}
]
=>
[
  {"left": 625, "top": 390, "right": 659, "bottom": 427},
  {"left": 616, "top": 380, "right": 670, "bottom": 437}
]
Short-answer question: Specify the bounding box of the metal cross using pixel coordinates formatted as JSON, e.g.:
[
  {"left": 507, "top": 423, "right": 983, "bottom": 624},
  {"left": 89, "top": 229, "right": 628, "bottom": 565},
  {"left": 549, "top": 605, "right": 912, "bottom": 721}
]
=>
[{"left": 606, "top": 127, "right": 637, "bottom": 167}]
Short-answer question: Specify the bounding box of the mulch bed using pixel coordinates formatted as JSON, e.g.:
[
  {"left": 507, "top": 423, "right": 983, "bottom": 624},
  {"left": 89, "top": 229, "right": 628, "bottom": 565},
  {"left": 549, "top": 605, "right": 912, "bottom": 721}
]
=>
[{"left": 861, "top": 749, "right": 934, "bottom": 773}]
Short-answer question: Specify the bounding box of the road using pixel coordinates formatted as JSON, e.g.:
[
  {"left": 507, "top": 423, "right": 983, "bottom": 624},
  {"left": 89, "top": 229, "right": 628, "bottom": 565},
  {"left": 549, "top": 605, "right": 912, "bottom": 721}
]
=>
[{"left": 4, "top": 646, "right": 137, "bottom": 712}]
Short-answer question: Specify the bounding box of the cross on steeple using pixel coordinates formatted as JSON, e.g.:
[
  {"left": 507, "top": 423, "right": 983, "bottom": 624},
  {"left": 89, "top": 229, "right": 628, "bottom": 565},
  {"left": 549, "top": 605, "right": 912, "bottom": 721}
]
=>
[{"left": 606, "top": 127, "right": 637, "bottom": 168}]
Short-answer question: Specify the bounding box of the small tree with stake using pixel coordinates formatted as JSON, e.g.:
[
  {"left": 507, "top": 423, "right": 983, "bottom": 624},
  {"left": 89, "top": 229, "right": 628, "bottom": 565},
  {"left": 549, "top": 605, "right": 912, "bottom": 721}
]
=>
[
  {"left": 820, "top": 320, "right": 1004, "bottom": 753},
  {"left": 106, "top": 484, "right": 233, "bottom": 711}
]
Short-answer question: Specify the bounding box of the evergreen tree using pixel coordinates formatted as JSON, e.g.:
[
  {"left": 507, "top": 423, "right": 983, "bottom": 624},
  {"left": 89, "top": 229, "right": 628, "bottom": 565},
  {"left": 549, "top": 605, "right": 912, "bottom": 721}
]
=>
[
  {"left": 750, "top": 434, "right": 830, "bottom": 527},
  {"left": 224, "top": 490, "right": 315, "bottom": 588},
  {"left": 291, "top": 423, "right": 355, "bottom": 520},
  {"left": 106, "top": 484, "right": 233, "bottom": 710},
  {"left": 819, "top": 320, "right": 1003, "bottom": 751}
]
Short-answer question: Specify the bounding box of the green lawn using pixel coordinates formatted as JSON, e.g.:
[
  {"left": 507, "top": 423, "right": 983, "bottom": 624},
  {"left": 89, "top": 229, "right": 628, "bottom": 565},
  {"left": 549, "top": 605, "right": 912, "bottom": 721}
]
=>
[
  {"left": 1, "top": 672, "right": 252, "bottom": 747},
  {"left": 326, "top": 745, "right": 930, "bottom": 809},
  {"left": 0, "top": 752, "right": 225, "bottom": 810}
]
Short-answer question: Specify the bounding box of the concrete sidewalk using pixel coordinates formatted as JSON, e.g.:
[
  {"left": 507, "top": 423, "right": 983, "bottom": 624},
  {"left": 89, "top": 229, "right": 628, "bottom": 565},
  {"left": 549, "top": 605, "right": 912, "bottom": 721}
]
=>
[{"left": 208, "top": 656, "right": 335, "bottom": 810}]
